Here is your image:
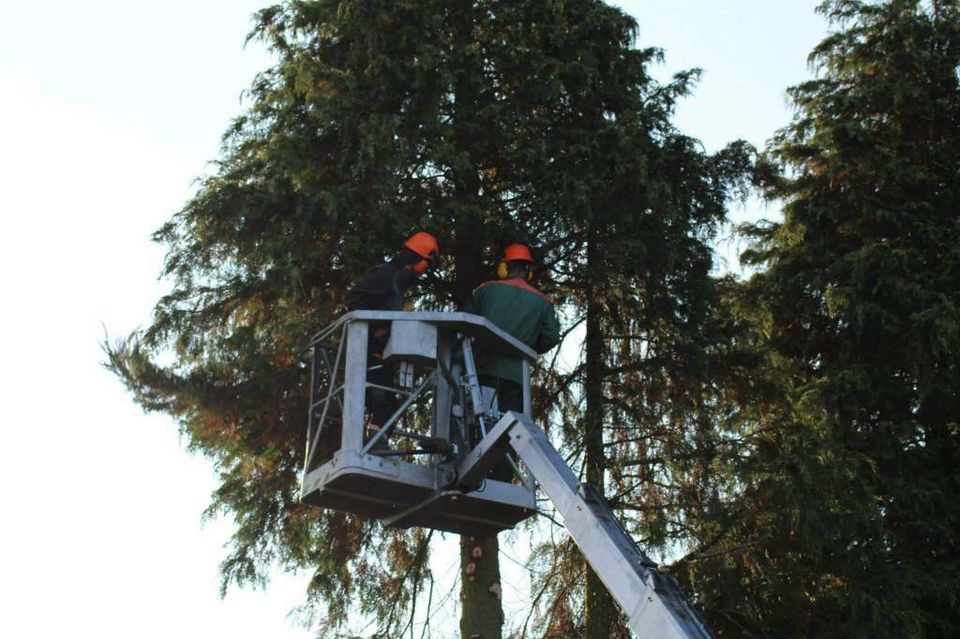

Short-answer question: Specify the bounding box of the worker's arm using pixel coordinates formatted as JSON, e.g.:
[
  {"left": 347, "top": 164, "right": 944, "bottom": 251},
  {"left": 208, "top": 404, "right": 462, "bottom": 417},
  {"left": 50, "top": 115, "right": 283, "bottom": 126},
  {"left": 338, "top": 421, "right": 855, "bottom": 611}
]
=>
[
  {"left": 461, "top": 286, "right": 483, "bottom": 315},
  {"left": 344, "top": 270, "right": 377, "bottom": 310},
  {"left": 345, "top": 263, "right": 395, "bottom": 311},
  {"left": 535, "top": 305, "right": 561, "bottom": 354}
]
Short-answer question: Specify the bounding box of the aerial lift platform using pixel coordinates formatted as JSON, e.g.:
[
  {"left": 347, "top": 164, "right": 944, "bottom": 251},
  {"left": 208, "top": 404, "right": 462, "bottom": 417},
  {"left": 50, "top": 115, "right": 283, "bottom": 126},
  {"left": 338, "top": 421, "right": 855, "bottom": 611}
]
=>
[{"left": 300, "top": 311, "right": 714, "bottom": 638}]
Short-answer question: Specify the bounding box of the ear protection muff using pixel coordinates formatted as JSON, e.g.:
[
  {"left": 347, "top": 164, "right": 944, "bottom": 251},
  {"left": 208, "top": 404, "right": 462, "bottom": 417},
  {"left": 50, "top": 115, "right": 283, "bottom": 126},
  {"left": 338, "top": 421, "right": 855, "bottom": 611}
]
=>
[{"left": 498, "top": 260, "right": 534, "bottom": 281}]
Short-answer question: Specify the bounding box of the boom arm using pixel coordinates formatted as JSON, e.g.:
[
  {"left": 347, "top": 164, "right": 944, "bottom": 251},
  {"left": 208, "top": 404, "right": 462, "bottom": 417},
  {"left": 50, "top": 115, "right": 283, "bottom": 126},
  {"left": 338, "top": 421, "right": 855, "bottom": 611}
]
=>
[{"left": 457, "top": 411, "right": 714, "bottom": 639}]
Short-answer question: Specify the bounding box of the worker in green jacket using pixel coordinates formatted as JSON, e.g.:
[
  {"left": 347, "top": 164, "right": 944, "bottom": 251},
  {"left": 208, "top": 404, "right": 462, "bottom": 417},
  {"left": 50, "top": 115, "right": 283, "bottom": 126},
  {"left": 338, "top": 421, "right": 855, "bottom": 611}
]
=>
[{"left": 463, "top": 242, "right": 561, "bottom": 415}]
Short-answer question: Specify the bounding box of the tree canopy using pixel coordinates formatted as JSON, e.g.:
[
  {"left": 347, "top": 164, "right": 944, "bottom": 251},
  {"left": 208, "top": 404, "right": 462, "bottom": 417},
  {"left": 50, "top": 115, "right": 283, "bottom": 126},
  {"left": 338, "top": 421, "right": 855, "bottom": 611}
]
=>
[
  {"left": 107, "top": 0, "right": 750, "bottom": 636},
  {"left": 106, "top": 0, "right": 960, "bottom": 637},
  {"left": 713, "top": 1, "right": 960, "bottom": 636}
]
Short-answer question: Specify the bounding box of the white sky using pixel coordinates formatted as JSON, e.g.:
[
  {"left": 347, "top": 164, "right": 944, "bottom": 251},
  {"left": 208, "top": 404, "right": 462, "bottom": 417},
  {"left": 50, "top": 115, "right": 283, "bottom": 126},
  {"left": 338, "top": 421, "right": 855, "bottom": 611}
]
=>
[{"left": 0, "top": 2, "right": 826, "bottom": 637}]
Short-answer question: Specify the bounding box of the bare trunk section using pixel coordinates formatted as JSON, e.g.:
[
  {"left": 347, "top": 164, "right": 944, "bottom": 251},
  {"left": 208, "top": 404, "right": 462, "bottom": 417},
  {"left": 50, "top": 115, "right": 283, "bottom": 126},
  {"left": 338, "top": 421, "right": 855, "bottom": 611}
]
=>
[
  {"left": 584, "top": 231, "right": 616, "bottom": 638},
  {"left": 459, "top": 535, "right": 504, "bottom": 639}
]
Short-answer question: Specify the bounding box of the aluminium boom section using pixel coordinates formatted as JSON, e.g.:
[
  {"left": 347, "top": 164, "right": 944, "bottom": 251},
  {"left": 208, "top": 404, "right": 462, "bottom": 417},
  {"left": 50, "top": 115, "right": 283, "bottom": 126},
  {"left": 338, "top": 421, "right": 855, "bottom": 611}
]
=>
[{"left": 457, "top": 411, "right": 715, "bottom": 639}]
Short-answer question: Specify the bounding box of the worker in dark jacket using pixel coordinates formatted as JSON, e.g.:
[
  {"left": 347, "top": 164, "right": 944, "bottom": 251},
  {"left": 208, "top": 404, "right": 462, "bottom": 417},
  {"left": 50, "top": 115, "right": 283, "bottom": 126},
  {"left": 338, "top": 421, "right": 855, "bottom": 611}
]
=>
[
  {"left": 346, "top": 232, "right": 439, "bottom": 442},
  {"left": 345, "top": 232, "right": 439, "bottom": 312},
  {"left": 464, "top": 242, "right": 560, "bottom": 412}
]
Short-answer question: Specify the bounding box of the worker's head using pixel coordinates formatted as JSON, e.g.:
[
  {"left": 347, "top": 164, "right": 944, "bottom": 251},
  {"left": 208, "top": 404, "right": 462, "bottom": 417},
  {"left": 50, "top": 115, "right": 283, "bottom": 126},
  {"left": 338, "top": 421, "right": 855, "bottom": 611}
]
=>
[
  {"left": 497, "top": 243, "right": 535, "bottom": 281},
  {"left": 401, "top": 231, "right": 440, "bottom": 275}
]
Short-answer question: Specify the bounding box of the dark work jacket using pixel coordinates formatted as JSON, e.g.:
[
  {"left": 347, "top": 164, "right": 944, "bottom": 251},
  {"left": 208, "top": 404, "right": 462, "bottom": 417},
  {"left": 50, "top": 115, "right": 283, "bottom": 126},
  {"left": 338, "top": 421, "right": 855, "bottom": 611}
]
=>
[
  {"left": 345, "top": 256, "right": 416, "bottom": 356},
  {"left": 463, "top": 278, "right": 561, "bottom": 383},
  {"left": 345, "top": 256, "right": 416, "bottom": 312}
]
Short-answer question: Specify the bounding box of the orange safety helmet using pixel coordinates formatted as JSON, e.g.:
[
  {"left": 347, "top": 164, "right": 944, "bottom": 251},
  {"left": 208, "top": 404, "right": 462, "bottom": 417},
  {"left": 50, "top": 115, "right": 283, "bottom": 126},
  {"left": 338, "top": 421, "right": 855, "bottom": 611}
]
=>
[
  {"left": 403, "top": 232, "right": 439, "bottom": 275},
  {"left": 403, "top": 231, "right": 440, "bottom": 258},
  {"left": 502, "top": 243, "right": 534, "bottom": 263},
  {"left": 497, "top": 243, "right": 535, "bottom": 280}
]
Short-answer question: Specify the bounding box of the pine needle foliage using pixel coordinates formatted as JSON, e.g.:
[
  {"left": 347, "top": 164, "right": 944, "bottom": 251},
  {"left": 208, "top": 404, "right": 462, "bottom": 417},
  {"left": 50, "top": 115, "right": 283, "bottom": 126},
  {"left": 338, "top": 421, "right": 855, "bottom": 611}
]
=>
[{"left": 717, "top": 1, "right": 960, "bottom": 636}]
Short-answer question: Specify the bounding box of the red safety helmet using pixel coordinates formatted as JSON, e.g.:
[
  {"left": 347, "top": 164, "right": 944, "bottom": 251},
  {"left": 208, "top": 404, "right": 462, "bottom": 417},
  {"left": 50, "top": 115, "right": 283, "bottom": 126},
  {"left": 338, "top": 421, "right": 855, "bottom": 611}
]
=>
[{"left": 502, "top": 243, "right": 534, "bottom": 263}]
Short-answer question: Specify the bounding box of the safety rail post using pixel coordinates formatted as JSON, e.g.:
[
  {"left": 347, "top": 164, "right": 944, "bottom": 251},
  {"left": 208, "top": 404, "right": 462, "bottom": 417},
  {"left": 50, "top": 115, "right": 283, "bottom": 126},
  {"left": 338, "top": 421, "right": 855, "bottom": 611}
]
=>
[
  {"left": 301, "top": 340, "right": 320, "bottom": 495},
  {"left": 341, "top": 318, "right": 368, "bottom": 453},
  {"left": 521, "top": 358, "right": 532, "bottom": 416},
  {"left": 432, "top": 332, "right": 455, "bottom": 443}
]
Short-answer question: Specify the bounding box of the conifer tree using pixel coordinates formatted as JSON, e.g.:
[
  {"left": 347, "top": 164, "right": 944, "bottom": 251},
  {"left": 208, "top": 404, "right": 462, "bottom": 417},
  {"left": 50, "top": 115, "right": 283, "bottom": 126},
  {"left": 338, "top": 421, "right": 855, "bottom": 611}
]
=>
[
  {"left": 532, "top": 118, "right": 753, "bottom": 637},
  {"left": 712, "top": 1, "right": 960, "bottom": 636},
  {"left": 492, "top": 3, "right": 754, "bottom": 632},
  {"left": 106, "top": 0, "right": 751, "bottom": 636}
]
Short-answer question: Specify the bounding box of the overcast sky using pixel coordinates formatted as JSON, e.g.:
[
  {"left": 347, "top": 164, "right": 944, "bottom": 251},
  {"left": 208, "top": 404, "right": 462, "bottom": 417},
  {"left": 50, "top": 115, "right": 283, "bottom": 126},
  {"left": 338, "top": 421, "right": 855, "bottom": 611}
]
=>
[{"left": 0, "top": 2, "right": 826, "bottom": 637}]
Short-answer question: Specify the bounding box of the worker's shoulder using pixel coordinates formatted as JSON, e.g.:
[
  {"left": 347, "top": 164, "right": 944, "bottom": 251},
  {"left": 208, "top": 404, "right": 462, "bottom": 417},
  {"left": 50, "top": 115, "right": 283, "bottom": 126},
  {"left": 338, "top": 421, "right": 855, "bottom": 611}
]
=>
[
  {"left": 477, "top": 278, "right": 553, "bottom": 304},
  {"left": 357, "top": 259, "right": 400, "bottom": 280}
]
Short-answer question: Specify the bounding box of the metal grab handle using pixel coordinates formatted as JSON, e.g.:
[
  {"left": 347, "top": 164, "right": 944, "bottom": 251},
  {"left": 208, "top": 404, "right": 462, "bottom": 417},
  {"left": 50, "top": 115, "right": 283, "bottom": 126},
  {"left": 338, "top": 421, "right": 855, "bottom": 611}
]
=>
[{"left": 459, "top": 336, "right": 488, "bottom": 438}]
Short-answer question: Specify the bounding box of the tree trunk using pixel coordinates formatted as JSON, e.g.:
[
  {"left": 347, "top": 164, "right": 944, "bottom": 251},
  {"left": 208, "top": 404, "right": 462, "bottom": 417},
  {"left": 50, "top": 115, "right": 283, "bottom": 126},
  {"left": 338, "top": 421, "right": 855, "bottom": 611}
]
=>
[
  {"left": 584, "top": 231, "right": 616, "bottom": 638},
  {"left": 451, "top": 219, "right": 484, "bottom": 306},
  {"left": 449, "top": 3, "right": 505, "bottom": 636},
  {"left": 454, "top": 218, "right": 503, "bottom": 639},
  {"left": 454, "top": 220, "right": 502, "bottom": 639},
  {"left": 459, "top": 535, "right": 504, "bottom": 639}
]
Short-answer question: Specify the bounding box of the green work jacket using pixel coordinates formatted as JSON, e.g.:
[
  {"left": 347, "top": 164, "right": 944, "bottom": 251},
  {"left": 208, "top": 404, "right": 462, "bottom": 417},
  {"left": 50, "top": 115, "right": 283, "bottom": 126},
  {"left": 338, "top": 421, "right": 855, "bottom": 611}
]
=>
[{"left": 463, "top": 278, "right": 561, "bottom": 383}]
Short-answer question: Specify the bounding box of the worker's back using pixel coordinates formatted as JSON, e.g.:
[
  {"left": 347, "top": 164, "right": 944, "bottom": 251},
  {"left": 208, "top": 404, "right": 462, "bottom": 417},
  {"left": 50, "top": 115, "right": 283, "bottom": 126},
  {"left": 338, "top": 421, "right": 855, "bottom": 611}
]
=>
[{"left": 464, "top": 277, "right": 560, "bottom": 384}]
